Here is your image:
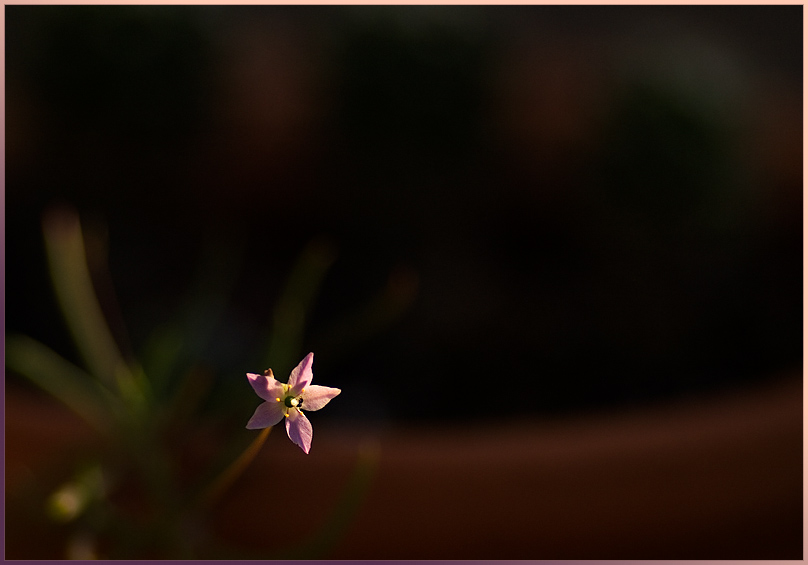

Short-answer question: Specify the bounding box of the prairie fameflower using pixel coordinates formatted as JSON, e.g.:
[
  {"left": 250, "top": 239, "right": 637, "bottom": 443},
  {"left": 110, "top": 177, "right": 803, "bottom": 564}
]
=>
[{"left": 246, "top": 352, "right": 340, "bottom": 454}]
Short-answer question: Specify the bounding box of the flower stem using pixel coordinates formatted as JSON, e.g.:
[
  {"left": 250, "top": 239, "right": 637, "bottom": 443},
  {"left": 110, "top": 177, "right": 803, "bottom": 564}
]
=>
[{"left": 198, "top": 427, "right": 272, "bottom": 510}]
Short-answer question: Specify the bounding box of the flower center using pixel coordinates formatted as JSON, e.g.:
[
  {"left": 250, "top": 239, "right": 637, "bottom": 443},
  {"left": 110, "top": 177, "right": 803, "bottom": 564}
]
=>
[{"left": 284, "top": 395, "right": 302, "bottom": 408}]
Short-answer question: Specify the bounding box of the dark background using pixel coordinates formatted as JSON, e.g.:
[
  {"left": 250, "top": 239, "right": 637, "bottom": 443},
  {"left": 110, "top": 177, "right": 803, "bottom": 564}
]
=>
[{"left": 5, "top": 5, "right": 802, "bottom": 426}]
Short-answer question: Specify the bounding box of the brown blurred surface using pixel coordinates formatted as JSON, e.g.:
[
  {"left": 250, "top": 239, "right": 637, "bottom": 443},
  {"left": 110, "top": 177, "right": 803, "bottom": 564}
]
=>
[{"left": 6, "top": 374, "right": 803, "bottom": 559}]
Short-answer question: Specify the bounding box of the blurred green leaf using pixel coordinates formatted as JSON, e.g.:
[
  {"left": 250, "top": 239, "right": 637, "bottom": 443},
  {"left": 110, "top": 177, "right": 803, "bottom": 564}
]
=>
[
  {"left": 5, "top": 333, "right": 121, "bottom": 434},
  {"left": 42, "top": 206, "right": 131, "bottom": 388}
]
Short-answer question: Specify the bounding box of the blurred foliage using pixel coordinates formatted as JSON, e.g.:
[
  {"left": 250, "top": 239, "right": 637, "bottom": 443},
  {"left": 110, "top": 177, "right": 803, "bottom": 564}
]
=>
[{"left": 6, "top": 205, "right": 407, "bottom": 558}]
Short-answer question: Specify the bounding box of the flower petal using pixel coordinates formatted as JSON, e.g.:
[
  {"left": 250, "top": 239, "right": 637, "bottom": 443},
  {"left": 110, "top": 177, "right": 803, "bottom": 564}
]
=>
[
  {"left": 288, "top": 352, "right": 314, "bottom": 393},
  {"left": 246, "top": 401, "right": 284, "bottom": 429},
  {"left": 301, "top": 385, "right": 341, "bottom": 411},
  {"left": 247, "top": 371, "right": 284, "bottom": 402},
  {"left": 285, "top": 409, "right": 313, "bottom": 454}
]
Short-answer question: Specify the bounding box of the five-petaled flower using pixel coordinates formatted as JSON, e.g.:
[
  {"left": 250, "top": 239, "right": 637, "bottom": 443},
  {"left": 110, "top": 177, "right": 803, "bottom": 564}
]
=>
[{"left": 246, "top": 352, "right": 340, "bottom": 454}]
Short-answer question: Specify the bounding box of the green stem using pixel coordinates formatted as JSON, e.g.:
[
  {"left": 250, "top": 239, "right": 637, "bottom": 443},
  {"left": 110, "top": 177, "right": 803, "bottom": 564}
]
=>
[{"left": 197, "top": 427, "right": 272, "bottom": 510}]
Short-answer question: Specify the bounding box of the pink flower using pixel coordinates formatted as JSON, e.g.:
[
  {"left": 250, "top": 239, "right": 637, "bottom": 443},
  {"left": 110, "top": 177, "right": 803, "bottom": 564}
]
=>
[{"left": 246, "top": 352, "right": 341, "bottom": 454}]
